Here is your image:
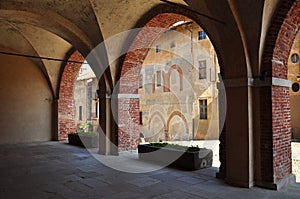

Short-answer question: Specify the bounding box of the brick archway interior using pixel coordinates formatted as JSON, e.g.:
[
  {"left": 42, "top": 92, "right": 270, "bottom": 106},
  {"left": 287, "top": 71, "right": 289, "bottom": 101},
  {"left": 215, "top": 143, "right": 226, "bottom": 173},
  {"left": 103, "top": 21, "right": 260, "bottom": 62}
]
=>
[
  {"left": 57, "top": 51, "right": 84, "bottom": 140},
  {"left": 260, "top": 0, "right": 299, "bottom": 185}
]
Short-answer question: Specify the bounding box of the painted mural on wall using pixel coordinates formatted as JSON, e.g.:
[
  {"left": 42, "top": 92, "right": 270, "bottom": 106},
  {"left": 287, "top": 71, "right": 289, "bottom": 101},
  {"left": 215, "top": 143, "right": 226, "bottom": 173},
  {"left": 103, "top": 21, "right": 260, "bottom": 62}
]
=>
[{"left": 138, "top": 21, "right": 220, "bottom": 142}]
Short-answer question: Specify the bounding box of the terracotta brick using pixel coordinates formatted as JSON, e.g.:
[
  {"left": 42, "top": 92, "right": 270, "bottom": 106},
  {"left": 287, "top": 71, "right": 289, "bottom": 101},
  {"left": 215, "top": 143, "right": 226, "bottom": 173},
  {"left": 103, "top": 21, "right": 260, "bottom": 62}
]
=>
[{"left": 57, "top": 51, "right": 84, "bottom": 141}]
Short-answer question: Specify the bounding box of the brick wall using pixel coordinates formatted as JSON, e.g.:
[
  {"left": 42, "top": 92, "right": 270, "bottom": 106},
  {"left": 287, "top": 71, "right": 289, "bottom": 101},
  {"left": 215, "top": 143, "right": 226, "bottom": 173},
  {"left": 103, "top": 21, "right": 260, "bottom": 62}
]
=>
[
  {"left": 58, "top": 51, "right": 84, "bottom": 140},
  {"left": 272, "top": 86, "right": 292, "bottom": 182},
  {"left": 261, "top": 0, "right": 298, "bottom": 184},
  {"left": 118, "top": 98, "right": 140, "bottom": 151}
]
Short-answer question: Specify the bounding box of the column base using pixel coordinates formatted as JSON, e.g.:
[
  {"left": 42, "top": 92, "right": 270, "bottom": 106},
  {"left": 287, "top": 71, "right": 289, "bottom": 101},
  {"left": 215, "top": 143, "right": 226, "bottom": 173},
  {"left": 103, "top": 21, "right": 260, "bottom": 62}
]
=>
[
  {"left": 216, "top": 171, "right": 225, "bottom": 179},
  {"left": 256, "top": 174, "right": 296, "bottom": 190},
  {"left": 225, "top": 178, "right": 254, "bottom": 188},
  {"left": 98, "top": 150, "right": 119, "bottom": 156}
]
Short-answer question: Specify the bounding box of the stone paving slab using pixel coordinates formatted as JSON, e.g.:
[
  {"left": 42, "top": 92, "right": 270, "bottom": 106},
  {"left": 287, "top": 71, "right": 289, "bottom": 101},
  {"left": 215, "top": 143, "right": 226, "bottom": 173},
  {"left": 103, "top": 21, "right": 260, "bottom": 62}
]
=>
[{"left": 0, "top": 141, "right": 300, "bottom": 199}]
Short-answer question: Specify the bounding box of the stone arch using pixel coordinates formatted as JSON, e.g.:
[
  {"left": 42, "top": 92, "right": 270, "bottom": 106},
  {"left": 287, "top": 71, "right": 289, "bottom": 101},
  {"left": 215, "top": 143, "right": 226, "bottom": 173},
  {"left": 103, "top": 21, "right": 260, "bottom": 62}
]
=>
[
  {"left": 164, "top": 64, "right": 183, "bottom": 92},
  {"left": 259, "top": 0, "right": 298, "bottom": 188},
  {"left": 57, "top": 50, "right": 84, "bottom": 140},
  {"left": 166, "top": 111, "right": 189, "bottom": 134}
]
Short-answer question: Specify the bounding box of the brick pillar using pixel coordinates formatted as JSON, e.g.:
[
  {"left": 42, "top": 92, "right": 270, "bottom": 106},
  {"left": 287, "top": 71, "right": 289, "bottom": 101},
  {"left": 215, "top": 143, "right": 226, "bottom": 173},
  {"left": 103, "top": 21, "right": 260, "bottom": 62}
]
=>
[
  {"left": 256, "top": 78, "right": 294, "bottom": 189},
  {"left": 57, "top": 98, "right": 77, "bottom": 140},
  {"left": 118, "top": 94, "right": 140, "bottom": 151},
  {"left": 57, "top": 51, "right": 84, "bottom": 140},
  {"left": 272, "top": 85, "right": 292, "bottom": 183}
]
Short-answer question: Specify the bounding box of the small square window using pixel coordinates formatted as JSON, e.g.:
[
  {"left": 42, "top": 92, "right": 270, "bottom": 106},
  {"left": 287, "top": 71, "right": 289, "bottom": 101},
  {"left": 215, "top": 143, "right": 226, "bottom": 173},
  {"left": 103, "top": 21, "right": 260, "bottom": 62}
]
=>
[
  {"left": 198, "top": 31, "right": 206, "bottom": 40},
  {"left": 156, "top": 45, "right": 161, "bottom": 53}
]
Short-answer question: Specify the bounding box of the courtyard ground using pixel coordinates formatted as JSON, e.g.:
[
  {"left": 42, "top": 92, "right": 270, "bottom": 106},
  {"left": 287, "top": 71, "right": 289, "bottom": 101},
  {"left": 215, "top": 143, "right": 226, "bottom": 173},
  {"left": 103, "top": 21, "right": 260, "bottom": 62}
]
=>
[
  {"left": 0, "top": 141, "right": 300, "bottom": 198},
  {"left": 292, "top": 141, "right": 300, "bottom": 182}
]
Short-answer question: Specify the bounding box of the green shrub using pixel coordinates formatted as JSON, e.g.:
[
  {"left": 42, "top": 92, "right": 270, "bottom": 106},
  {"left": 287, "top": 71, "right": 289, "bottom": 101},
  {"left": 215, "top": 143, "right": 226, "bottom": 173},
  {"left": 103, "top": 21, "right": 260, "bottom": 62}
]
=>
[
  {"left": 77, "top": 122, "right": 93, "bottom": 133},
  {"left": 149, "top": 142, "right": 200, "bottom": 152},
  {"left": 70, "top": 131, "right": 98, "bottom": 137}
]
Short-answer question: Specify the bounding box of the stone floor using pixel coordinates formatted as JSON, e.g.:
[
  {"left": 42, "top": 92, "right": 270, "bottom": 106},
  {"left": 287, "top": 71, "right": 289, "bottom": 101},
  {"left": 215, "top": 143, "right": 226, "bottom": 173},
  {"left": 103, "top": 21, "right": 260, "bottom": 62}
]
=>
[
  {"left": 0, "top": 141, "right": 300, "bottom": 199},
  {"left": 292, "top": 142, "right": 300, "bottom": 182}
]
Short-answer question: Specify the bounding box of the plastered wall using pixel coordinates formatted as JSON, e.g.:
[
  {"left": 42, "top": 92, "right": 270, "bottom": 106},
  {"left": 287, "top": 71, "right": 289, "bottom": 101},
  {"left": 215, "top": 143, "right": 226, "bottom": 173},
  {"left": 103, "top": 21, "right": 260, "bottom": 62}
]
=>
[{"left": 0, "top": 52, "right": 52, "bottom": 143}]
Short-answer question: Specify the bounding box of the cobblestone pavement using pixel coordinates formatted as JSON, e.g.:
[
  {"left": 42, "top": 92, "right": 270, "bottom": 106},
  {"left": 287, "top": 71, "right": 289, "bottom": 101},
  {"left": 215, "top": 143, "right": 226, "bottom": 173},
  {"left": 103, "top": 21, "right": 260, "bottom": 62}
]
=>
[{"left": 0, "top": 141, "right": 299, "bottom": 199}]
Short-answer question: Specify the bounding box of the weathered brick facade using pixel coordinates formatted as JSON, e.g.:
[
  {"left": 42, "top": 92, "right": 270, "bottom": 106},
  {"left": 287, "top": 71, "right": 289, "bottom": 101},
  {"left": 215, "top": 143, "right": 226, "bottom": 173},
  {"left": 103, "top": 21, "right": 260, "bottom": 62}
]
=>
[{"left": 58, "top": 51, "right": 84, "bottom": 140}]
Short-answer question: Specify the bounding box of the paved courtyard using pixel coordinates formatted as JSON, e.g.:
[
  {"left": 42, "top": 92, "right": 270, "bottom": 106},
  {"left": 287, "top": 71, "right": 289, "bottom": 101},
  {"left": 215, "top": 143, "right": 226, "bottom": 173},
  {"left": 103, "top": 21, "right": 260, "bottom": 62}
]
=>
[
  {"left": 292, "top": 142, "right": 300, "bottom": 182},
  {"left": 0, "top": 141, "right": 300, "bottom": 199}
]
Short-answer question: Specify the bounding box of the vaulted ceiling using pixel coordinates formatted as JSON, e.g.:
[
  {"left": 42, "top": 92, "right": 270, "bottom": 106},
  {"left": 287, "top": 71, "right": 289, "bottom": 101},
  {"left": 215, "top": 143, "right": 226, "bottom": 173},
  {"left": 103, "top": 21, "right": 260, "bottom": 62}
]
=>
[{"left": 0, "top": 0, "right": 284, "bottom": 97}]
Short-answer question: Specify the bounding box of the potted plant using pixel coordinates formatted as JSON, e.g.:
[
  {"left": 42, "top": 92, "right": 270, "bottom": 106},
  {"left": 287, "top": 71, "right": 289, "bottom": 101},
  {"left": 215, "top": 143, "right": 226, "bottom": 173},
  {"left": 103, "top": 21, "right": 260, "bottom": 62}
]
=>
[
  {"left": 138, "top": 142, "right": 213, "bottom": 170},
  {"left": 68, "top": 122, "right": 99, "bottom": 148}
]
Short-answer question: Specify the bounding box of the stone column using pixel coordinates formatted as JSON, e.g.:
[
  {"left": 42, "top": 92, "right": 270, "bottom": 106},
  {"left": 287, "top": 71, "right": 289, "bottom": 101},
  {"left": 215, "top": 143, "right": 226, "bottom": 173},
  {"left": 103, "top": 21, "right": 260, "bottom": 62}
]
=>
[
  {"left": 216, "top": 78, "right": 227, "bottom": 179},
  {"left": 98, "top": 93, "right": 119, "bottom": 155},
  {"left": 221, "top": 78, "right": 254, "bottom": 188},
  {"left": 97, "top": 92, "right": 107, "bottom": 155}
]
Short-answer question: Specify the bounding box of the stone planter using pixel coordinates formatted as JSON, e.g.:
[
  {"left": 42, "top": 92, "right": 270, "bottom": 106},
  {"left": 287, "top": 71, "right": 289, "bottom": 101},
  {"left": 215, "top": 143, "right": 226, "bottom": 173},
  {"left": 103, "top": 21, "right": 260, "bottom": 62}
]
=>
[
  {"left": 138, "top": 144, "right": 213, "bottom": 170},
  {"left": 68, "top": 133, "right": 99, "bottom": 148}
]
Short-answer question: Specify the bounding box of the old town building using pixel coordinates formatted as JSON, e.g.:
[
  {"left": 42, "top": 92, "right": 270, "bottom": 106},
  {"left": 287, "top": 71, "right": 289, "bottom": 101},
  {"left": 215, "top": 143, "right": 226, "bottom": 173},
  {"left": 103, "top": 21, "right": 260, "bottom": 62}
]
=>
[
  {"left": 139, "top": 22, "right": 220, "bottom": 141},
  {"left": 74, "top": 64, "right": 99, "bottom": 132}
]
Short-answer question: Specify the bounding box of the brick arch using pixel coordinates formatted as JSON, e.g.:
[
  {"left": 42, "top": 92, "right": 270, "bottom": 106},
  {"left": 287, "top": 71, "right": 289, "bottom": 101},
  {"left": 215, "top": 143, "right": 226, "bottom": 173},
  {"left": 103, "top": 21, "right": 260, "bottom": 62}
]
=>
[
  {"left": 117, "top": 8, "right": 227, "bottom": 151},
  {"left": 164, "top": 64, "right": 183, "bottom": 92},
  {"left": 117, "top": 2, "right": 234, "bottom": 151},
  {"left": 57, "top": 50, "right": 84, "bottom": 140},
  {"left": 119, "top": 13, "right": 189, "bottom": 94},
  {"left": 261, "top": 0, "right": 297, "bottom": 78},
  {"left": 118, "top": 13, "right": 191, "bottom": 151},
  {"left": 166, "top": 111, "right": 189, "bottom": 134},
  {"left": 116, "top": 4, "right": 228, "bottom": 81},
  {"left": 259, "top": 0, "right": 299, "bottom": 187}
]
